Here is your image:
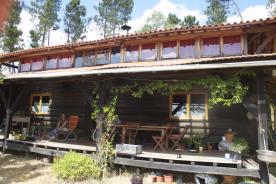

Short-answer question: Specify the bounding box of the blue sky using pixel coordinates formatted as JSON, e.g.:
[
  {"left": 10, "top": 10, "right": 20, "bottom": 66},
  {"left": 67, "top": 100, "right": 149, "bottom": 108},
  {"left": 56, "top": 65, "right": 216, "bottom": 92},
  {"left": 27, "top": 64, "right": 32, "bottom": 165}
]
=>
[
  {"left": 21, "top": 0, "right": 270, "bottom": 46},
  {"left": 24, "top": 0, "right": 268, "bottom": 20}
]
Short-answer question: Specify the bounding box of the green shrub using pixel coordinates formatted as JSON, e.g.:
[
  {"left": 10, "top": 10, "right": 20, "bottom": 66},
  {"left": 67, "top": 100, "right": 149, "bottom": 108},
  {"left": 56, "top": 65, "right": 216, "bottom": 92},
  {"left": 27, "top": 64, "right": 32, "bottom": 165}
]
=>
[{"left": 52, "top": 152, "right": 101, "bottom": 181}]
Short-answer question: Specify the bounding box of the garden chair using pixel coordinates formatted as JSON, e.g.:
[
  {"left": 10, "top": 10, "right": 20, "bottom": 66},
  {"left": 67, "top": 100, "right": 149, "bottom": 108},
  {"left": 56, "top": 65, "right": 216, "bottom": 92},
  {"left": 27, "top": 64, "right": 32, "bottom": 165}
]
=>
[
  {"left": 121, "top": 122, "right": 140, "bottom": 144},
  {"left": 61, "top": 115, "right": 79, "bottom": 141},
  {"left": 169, "top": 125, "right": 190, "bottom": 151},
  {"left": 152, "top": 124, "right": 174, "bottom": 151}
]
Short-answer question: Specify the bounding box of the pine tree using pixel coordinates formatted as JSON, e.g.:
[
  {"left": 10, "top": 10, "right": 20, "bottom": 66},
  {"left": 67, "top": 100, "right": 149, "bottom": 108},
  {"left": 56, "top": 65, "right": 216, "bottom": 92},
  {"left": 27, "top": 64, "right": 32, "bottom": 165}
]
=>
[
  {"left": 139, "top": 11, "right": 165, "bottom": 32},
  {"left": 181, "top": 15, "right": 199, "bottom": 27},
  {"left": 164, "top": 13, "right": 181, "bottom": 29},
  {"left": 267, "top": 0, "right": 276, "bottom": 16},
  {"left": 204, "top": 0, "right": 229, "bottom": 24},
  {"left": 29, "top": 0, "right": 61, "bottom": 46},
  {"left": 94, "top": 0, "right": 134, "bottom": 38},
  {"left": 64, "top": 0, "right": 90, "bottom": 43},
  {"left": 1, "top": 0, "right": 23, "bottom": 52}
]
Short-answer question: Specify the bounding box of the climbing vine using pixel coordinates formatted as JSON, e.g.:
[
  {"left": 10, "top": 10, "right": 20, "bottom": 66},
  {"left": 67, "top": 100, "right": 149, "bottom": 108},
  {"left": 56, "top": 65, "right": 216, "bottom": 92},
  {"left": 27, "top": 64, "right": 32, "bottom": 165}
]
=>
[{"left": 112, "top": 75, "right": 249, "bottom": 107}]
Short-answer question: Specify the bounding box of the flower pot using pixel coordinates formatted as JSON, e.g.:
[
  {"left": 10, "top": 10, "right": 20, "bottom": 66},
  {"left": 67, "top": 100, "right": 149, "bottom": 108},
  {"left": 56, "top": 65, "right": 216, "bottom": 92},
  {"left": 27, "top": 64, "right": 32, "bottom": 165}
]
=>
[
  {"left": 223, "top": 175, "right": 237, "bottom": 184},
  {"left": 164, "top": 173, "right": 173, "bottom": 184},
  {"left": 156, "top": 175, "right": 164, "bottom": 183},
  {"left": 199, "top": 146, "right": 204, "bottom": 152}
]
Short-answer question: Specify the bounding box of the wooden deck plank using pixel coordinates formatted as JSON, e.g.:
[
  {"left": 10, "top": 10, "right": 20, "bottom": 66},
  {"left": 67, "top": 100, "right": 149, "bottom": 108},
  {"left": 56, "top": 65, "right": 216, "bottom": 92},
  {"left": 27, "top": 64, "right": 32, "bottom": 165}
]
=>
[
  {"left": 137, "top": 151, "right": 241, "bottom": 165},
  {"left": 7, "top": 139, "right": 96, "bottom": 152}
]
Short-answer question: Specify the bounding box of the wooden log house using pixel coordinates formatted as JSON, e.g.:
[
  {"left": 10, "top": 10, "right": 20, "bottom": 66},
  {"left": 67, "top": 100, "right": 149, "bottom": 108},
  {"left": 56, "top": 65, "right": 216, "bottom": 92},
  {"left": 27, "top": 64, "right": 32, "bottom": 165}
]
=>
[{"left": 1, "top": 17, "right": 276, "bottom": 182}]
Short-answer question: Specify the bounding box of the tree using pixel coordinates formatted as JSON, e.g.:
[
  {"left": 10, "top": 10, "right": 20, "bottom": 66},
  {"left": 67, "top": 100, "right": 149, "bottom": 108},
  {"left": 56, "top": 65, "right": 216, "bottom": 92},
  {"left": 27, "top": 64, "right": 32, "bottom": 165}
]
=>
[
  {"left": 204, "top": 0, "right": 229, "bottom": 24},
  {"left": 181, "top": 15, "right": 199, "bottom": 27},
  {"left": 94, "top": 0, "right": 134, "bottom": 38},
  {"left": 29, "top": 0, "right": 61, "bottom": 46},
  {"left": 267, "top": 0, "right": 276, "bottom": 16},
  {"left": 1, "top": 0, "right": 23, "bottom": 52},
  {"left": 139, "top": 11, "right": 165, "bottom": 32},
  {"left": 64, "top": 0, "right": 90, "bottom": 43},
  {"left": 164, "top": 13, "right": 181, "bottom": 29}
]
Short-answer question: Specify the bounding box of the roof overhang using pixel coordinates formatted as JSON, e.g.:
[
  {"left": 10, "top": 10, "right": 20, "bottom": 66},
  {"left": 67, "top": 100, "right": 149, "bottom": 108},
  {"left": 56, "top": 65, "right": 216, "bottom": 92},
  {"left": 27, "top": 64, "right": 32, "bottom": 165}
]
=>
[{"left": 4, "top": 59, "right": 276, "bottom": 80}]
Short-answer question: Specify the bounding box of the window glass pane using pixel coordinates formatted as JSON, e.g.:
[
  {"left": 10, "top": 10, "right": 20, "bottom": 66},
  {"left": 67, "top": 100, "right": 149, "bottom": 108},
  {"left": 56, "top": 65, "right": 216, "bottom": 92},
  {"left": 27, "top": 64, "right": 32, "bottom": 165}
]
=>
[
  {"left": 162, "top": 41, "right": 177, "bottom": 59},
  {"left": 180, "top": 40, "right": 195, "bottom": 58},
  {"left": 20, "top": 60, "right": 31, "bottom": 72},
  {"left": 171, "top": 94, "right": 187, "bottom": 119},
  {"left": 141, "top": 44, "right": 156, "bottom": 61},
  {"left": 74, "top": 53, "right": 84, "bottom": 68},
  {"left": 190, "top": 94, "right": 206, "bottom": 119},
  {"left": 125, "top": 45, "right": 139, "bottom": 62},
  {"left": 202, "top": 37, "right": 220, "bottom": 57},
  {"left": 41, "top": 96, "right": 50, "bottom": 113},
  {"left": 31, "top": 96, "right": 40, "bottom": 113},
  {"left": 31, "top": 58, "right": 43, "bottom": 71},
  {"left": 85, "top": 51, "right": 95, "bottom": 66},
  {"left": 96, "top": 49, "right": 109, "bottom": 65},
  {"left": 58, "top": 55, "right": 72, "bottom": 68},
  {"left": 223, "top": 35, "right": 241, "bottom": 56},
  {"left": 46, "top": 57, "right": 57, "bottom": 69},
  {"left": 111, "top": 47, "right": 121, "bottom": 64}
]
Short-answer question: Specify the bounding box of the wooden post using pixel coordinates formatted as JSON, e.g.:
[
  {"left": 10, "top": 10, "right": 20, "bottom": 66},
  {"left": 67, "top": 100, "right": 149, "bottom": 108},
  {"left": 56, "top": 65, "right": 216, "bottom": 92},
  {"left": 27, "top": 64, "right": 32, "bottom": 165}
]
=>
[{"left": 256, "top": 70, "right": 270, "bottom": 184}]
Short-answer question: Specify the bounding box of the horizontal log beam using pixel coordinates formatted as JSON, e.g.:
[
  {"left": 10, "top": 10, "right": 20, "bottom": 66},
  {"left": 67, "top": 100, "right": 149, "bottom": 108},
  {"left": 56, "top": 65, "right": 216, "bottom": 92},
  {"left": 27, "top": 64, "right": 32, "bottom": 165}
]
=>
[{"left": 114, "top": 157, "right": 261, "bottom": 178}]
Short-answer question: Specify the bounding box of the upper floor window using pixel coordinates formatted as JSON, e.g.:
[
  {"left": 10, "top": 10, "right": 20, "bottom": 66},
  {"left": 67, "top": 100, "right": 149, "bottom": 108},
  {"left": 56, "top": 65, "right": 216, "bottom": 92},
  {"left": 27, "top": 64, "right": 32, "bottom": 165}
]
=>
[
  {"left": 31, "top": 58, "right": 44, "bottom": 71},
  {"left": 180, "top": 40, "right": 196, "bottom": 58},
  {"left": 162, "top": 41, "right": 177, "bottom": 59},
  {"left": 20, "top": 60, "right": 31, "bottom": 72},
  {"left": 30, "top": 93, "right": 51, "bottom": 114},
  {"left": 170, "top": 93, "right": 208, "bottom": 120},
  {"left": 85, "top": 51, "right": 96, "bottom": 67},
  {"left": 96, "top": 49, "right": 109, "bottom": 65},
  {"left": 141, "top": 43, "right": 156, "bottom": 61},
  {"left": 58, "top": 54, "right": 72, "bottom": 68},
  {"left": 74, "top": 53, "right": 84, "bottom": 68},
  {"left": 111, "top": 47, "right": 121, "bottom": 64},
  {"left": 46, "top": 56, "right": 58, "bottom": 70},
  {"left": 223, "top": 35, "right": 241, "bottom": 56},
  {"left": 125, "top": 45, "right": 139, "bottom": 62},
  {"left": 202, "top": 37, "right": 220, "bottom": 57}
]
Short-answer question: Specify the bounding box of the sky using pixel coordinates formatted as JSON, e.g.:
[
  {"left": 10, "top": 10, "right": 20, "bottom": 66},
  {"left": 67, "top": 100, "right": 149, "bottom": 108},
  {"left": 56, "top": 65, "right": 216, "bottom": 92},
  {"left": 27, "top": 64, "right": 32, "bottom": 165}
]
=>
[{"left": 20, "top": 0, "right": 271, "bottom": 47}]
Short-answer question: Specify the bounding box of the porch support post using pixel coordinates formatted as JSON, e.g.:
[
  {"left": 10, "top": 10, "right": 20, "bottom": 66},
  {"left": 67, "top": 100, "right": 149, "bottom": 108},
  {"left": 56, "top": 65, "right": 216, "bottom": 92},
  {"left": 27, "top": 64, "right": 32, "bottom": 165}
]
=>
[
  {"left": 96, "top": 81, "right": 106, "bottom": 153},
  {"left": 0, "top": 85, "right": 26, "bottom": 153},
  {"left": 256, "top": 70, "right": 270, "bottom": 184}
]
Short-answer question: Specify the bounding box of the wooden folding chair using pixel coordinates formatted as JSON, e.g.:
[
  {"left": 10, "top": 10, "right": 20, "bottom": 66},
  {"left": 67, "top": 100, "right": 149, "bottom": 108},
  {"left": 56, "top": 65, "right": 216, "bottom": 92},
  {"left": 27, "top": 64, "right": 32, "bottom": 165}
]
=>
[
  {"left": 169, "top": 125, "right": 190, "bottom": 150},
  {"left": 152, "top": 124, "right": 174, "bottom": 151},
  {"left": 121, "top": 122, "right": 140, "bottom": 144},
  {"left": 63, "top": 115, "right": 79, "bottom": 141}
]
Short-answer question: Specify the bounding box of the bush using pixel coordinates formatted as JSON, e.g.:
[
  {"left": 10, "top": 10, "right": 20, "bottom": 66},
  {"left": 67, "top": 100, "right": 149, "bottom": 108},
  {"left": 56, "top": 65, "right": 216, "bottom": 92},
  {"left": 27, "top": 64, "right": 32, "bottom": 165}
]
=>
[{"left": 52, "top": 152, "right": 101, "bottom": 181}]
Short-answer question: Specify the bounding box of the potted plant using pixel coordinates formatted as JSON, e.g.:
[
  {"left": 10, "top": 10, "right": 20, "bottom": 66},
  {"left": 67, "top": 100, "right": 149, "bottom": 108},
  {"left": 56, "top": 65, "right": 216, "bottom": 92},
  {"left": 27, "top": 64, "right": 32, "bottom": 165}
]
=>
[
  {"left": 207, "top": 143, "right": 213, "bottom": 152},
  {"left": 228, "top": 138, "right": 250, "bottom": 155},
  {"left": 194, "top": 136, "right": 204, "bottom": 152}
]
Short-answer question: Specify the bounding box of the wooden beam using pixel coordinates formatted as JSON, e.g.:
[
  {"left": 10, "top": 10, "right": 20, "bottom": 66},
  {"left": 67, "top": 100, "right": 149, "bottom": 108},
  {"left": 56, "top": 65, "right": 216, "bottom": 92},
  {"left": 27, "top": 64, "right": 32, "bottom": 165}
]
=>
[
  {"left": 254, "top": 33, "right": 276, "bottom": 54},
  {"left": 256, "top": 70, "right": 270, "bottom": 184},
  {"left": 114, "top": 157, "right": 260, "bottom": 178}
]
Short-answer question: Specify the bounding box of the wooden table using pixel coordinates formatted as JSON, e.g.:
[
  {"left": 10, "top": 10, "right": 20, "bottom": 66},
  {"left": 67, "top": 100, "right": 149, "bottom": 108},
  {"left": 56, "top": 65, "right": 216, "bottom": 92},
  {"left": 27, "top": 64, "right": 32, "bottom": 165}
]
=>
[
  {"left": 11, "top": 116, "right": 31, "bottom": 135},
  {"left": 115, "top": 124, "right": 171, "bottom": 144}
]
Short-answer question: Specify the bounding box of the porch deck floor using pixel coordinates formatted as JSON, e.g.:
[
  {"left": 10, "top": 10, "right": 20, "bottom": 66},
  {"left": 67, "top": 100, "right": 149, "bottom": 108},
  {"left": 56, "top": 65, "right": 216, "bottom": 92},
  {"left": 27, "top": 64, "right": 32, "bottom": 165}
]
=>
[{"left": 137, "top": 150, "right": 242, "bottom": 165}]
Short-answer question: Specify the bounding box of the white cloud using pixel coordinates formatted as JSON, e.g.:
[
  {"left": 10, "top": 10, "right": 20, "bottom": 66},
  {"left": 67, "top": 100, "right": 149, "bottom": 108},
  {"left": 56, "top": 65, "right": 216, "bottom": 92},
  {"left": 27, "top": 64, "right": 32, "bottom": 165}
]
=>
[
  {"left": 227, "top": 5, "right": 269, "bottom": 23},
  {"left": 128, "top": 0, "right": 207, "bottom": 32}
]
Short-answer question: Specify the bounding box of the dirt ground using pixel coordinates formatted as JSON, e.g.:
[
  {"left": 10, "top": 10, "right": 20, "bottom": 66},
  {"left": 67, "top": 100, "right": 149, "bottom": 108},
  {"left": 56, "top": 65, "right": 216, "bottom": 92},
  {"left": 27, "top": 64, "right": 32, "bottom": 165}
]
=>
[{"left": 0, "top": 153, "right": 144, "bottom": 184}]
